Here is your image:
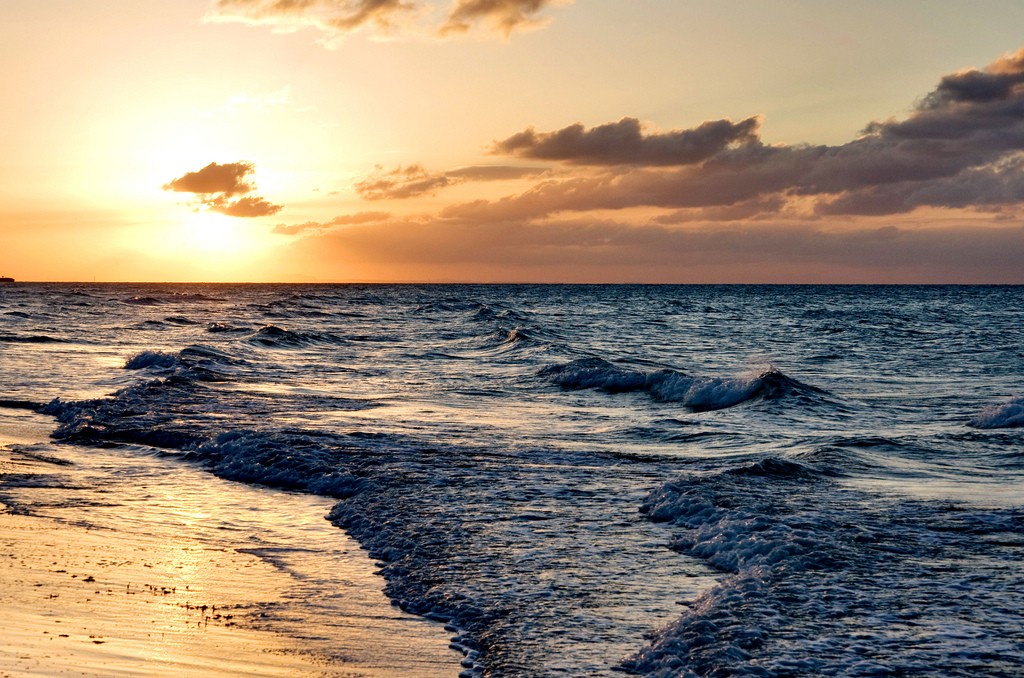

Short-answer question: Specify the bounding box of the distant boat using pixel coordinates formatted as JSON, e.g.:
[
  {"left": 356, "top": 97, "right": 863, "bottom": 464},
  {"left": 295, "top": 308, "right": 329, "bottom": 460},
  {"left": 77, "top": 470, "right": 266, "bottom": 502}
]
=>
[{"left": 0, "top": 276, "right": 14, "bottom": 282}]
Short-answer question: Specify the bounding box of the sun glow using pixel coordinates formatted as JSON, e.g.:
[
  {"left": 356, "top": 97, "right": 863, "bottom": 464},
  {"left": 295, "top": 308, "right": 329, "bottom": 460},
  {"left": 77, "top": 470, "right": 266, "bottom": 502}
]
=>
[
  {"left": 181, "top": 210, "right": 263, "bottom": 255},
  {"left": 116, "top": 208, "right": 289, "bottom": 282}
]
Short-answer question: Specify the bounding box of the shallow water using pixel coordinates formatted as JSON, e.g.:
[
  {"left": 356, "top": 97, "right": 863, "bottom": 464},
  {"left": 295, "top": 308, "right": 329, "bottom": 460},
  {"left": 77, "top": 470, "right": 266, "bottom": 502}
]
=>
[
  {"left": 1, "top": 283, "right": 1022, "bottom": 675},
  {"left": 0, "top": 408, "right": 455, "bottom": 677}
]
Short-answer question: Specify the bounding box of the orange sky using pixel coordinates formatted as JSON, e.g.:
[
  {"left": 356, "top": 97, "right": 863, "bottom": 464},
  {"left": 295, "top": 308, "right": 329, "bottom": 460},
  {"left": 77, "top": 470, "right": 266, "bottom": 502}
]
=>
[{"left": 2, "top": 0, "right": 1024, "bottom": 283}]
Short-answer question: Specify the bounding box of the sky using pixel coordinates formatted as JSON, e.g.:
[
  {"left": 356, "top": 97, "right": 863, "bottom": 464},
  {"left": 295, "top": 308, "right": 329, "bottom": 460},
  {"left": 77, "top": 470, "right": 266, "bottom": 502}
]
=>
[{"left": 2, "top": 0, "right": 1024, "bottom": 283}]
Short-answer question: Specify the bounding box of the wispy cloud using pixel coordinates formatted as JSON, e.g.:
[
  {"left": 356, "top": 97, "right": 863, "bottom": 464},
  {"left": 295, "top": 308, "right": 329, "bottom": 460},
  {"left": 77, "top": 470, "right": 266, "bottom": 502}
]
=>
[
  {"left": 164, "top": 161, "right": 283, "bottom": 217},
  {"left": 272, "top": 210, "right": 390, "bottom": 234},
  {"left": 354, "top": 163, "right": 545, "bottom": 200},
  {"left": 223, "top": 86, "right": 292, "bottom": 112},
  {"left": 206, "top": 0, "right": 569, "bottom": 41}
]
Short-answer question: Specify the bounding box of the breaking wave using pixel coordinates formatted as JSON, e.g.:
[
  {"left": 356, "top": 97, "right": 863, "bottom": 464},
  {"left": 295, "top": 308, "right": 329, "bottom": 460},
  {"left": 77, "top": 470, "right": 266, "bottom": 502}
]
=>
[
  {"left": 969, "top": 395, "right": 1024, "bottom": 429},
  {"left": 124, "top": 351, "right": 178, "bottom": 370},
  {"left": 626, "top": 459, "right": 1024, "bottom": 675},
  {"left": 539, "top": 357, "right": 820, "bottom": 411},
  {"left": 122, "top": 345, "right": 245, "bottom": 382}
]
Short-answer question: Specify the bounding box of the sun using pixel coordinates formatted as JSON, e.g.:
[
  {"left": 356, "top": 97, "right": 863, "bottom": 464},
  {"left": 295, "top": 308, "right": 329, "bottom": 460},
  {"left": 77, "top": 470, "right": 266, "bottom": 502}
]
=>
[{"left": 181, "top": 210, "right": 262, "bottom": 255}]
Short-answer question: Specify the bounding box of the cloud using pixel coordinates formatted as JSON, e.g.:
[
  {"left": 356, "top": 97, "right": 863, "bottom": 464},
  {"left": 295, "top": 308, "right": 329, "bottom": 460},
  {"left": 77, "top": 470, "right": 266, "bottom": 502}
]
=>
[
  {"left": 436, "top": 48, "right": 1024, "bottom": 221},
  {"left": 207, "top": 0, "right": 567, "bottom": 40},
  {"left": 273, "top": 210, "right": 390, "bottom": 234},
  {"left": 355, "top": 164, "right": 452, "bottom": 200},
  {"left": 211, "top": 195, "right": 284, "bottom": 217},
  {"left": 275, "top": 47, "right": 1024, "bottom": 283},
  {"left": 816, "top": 153, "right": 1024, "bottom": 215},
  {"left": 441, "top": 0, "right": 566, "bottom": 36},
  {"left": 163, "top": 161, "right": 283, "bottom": 218},
  {"left": 285, "top": 213, "right": 1024, "bottom": 283},
  {"left": 491, "top": 116, "right": 761, "bottom": 166},
  {"left": 354, "top": 163, "right": 544, "bottom": 200},
  {"left": 163, "top": 161, "right": 254, "bottom": 196},
  {"left": 654, "top": 196, "right": 788, "bottom": 224},
  {"left": 212, "top": 0, "right": 414, "bottom": 32},
  {"left": 921, "top": 49, "right": 1024, "bottom": 108}
]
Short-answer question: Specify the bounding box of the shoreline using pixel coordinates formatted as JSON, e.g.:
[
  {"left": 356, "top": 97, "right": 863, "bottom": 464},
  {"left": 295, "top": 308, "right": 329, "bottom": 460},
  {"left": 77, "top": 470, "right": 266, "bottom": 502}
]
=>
[{"left": 0, "top": 408, "right": 458, "bottom": 677}]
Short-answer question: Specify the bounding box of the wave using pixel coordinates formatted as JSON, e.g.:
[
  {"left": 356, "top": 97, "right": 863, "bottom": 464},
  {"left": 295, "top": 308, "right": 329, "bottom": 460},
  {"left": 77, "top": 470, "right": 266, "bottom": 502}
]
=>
[
  {"left": 0, "top": 333, "right": 67, "bottom": 344},
  {"left": 0, "top": 398, "right": 45, "bottom": 411},
  {"left": 247, "top": 324, "right": 346, "bottom": 348},
  {"left": 969, "top": 395, "right": 1024, "bottom": 429},
  {"left": 124, "top": 351, "right": 179, "bottom": 370},
  {"left": 123, "top": 345, "right": 245, "bottom": 382},
  {"left": 35, "top": 370, "right": 638, "bottom": 674},
  {"left": 414, "top": 298, "right": 483, "bottom": 313},
  {"left": 206, "top": 322, "right": 249, "bottom": 333},
  {"left": 625, "top": 460, "right": 1024, "bottom": 675},
  {"left": 40, "top": 383, "right": 207, "bottom": 450},
  {"left": 164, "top": 316, "right": 197, "bottom": 326},
  {"left": 122, "top": 296, "right": 163, "bottom": 305},
  {"left": 469, "top": 303, "right": 530, "bottom": 325},
  {"left": 485, "top": 326, "right": 533, "bottom": 353},
  {"left": 539, "top": 357, "right": 820, "bottom": 411},
  {"left": 503, "top": 327, "right": 529, "bottom": 345},
  {"left": 120, "top": 292, "right": 224, "bottom": 306},
  {"left": 166, "top": 292, "right": 227, "bottom": 302},
  {"left": 35, "top": 381, "right": 486, "bottom": 659},
  {"left": 184, "top": 430, "right": 369, "bottom": 497}
]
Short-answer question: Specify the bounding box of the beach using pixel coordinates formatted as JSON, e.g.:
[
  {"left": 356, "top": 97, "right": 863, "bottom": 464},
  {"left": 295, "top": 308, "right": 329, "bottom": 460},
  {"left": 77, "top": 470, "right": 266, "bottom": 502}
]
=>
[
  {"left": 1, "top": 282, "right": 1022, "bottom": 675},
  {"left": 0, "top": 407, "right": 458, "bottom": 677}
]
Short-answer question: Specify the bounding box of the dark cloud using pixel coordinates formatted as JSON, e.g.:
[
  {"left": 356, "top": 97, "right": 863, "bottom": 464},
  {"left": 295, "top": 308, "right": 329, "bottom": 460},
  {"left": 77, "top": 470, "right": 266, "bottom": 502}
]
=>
[
  {"left": 441, "top": 0, "right": 563, "bottom": 36},
  {"left": 492, "top": 116, "right": 761, "bottom": 166},
  {"left": 355, "top": 163, "right": 544, "bottom": 200},
  {"left": 816, "top": 154, "right": 1024, "bottom": 215},
  {"left": 210, "top": 0, "right": 565, "bottom": 37},
  {"left": 273, "top": 210, "right": 391, "bottom": 235},
  {"left": 163, "top": 161, "right": 254, "bottom": 196},
  {"left": 447, "top": 48, "right": 1024, "bottom": 220},
  {"left": 163, "top": 161, "right": 282, "bottom": 218},
  {"left": 921, "top": 48, "right": 1024, "bottom": 108}
]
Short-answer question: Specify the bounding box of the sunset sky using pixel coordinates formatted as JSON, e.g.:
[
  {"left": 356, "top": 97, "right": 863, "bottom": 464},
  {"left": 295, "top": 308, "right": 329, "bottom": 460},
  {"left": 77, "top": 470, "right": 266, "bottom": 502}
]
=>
[{"left": 3, "top": 0, "right": 1024, "bottom": 282}]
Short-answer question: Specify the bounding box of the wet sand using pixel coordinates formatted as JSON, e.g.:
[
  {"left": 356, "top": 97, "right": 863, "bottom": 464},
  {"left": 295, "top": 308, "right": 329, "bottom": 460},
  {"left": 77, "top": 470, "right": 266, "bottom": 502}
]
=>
[{"left": 0, "top": 409, "right": 459, "bottom": 677}]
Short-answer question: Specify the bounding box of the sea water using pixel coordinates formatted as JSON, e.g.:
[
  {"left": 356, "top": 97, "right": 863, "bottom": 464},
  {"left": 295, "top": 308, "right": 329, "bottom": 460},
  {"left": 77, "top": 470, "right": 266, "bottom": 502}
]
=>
[{"left": 1, "top": 283, "right": 1022, "bottom": 676}]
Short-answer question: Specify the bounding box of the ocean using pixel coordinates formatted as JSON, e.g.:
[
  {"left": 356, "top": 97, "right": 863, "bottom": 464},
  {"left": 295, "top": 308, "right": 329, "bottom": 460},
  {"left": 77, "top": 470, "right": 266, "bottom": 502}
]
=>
[{"left": 1, "top": 283, "right": 1022, "bottom": 676}]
